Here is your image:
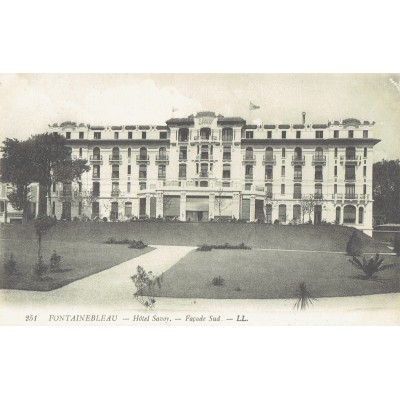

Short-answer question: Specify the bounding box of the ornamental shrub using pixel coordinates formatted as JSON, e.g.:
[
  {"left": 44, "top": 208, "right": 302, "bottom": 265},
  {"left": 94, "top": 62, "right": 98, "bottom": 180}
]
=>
[{"left": 50, "top": 250, "right": 62, "bottom": 271}]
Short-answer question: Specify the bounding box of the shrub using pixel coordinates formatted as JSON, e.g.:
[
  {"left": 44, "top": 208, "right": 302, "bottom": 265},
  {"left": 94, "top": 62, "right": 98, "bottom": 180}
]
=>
[
  {"left": 33, "top": 256, "right": 48, "bottom": 278},
  {"left": 50, "top": 250, "right": 62, "bottom": 271},
  {"left": 212, "top": 276, "right": 224, "bottom": 286},
  {"left": 197, "top": 244, "right": 212, "bottom": 251},
  {"left": 131, "top": 266, "right": 162, "bottom": 309},
  {"left": 4, "top": 253, "right": 17, "bottom": 275},
  {"left": 348, "top": 253, "right": 394, "bottom": 278},
  {"left": 293, "top": 282, "right": 316, "bottom": 310},
  {"left": 346, "top": 230, "right": 363, "bottom": 256},
  {"left": 128, "top": 240, "right": 147, "bottom": 249},
  {"left": 73, "top": 216, "right": 80, "bottom": 221},
  {"left": 197, "top": 243, "right": 251, "bottom": 251},
  {"left": 274, "top": 219, "right": 280, "bottom": 225},
  {"left": 393, "top": 233, "right": 400, "bottom": 256},
  {"left": 102, "top": 217, "right": 108, "bottom": 222}
]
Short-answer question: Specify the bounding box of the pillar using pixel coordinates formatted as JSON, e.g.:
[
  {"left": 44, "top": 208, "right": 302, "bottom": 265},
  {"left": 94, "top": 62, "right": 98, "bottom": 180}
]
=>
[
  {"left": 180, "top": 192, "right": 186, "bottom": 221},
  {"left": 156, "top": 192, "right": 164, "bottom": 218},
  {"left": 250, "top": 195, "right": 256, "bottom": 222},
  {"left": 232, "top": 192, "right": 240, "bottom": 219},
  {"left": 209, "top": 193, "right": 215, "bottom": 220}
]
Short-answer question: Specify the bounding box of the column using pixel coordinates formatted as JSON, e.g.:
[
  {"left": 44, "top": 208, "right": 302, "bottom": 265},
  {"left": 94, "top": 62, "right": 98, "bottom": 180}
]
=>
[
  {"left": 146, "top": 194, "right": 151, "bottom": 217},
  {"left": 132, "top": 197, "right": 140, "bottom": 218},
  {"left": 232, "top": 192, "right": 240, "bottom": 219},
  {"left": 180, "top": 192, "right": 186, "bottom": 221},
  {"left": 250, "top": 195, "right": 256, "bottom": 222},
  {"left": 209, "top": 192, "right": 215, "bottom": 220},
  {"left": 156, "top": 192, "right": 163, "bottom": 218}
]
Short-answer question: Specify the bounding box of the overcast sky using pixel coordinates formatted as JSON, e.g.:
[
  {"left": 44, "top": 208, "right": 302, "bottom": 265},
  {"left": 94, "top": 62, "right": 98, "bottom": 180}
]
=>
[{"left": 0, "top": 73, "right": 399, "bottom": 161}]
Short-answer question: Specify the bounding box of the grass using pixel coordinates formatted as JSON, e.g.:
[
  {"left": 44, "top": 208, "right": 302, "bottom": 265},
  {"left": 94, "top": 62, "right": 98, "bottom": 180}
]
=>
[
  {"left": 1, "top": 222, "right": 390, "bottom": 252},
  {"left": 0, "top": 237, "right": 152, "bottom": 291},
  {"left": 150, "top": 250, "right": 400, "bottom": 299}
]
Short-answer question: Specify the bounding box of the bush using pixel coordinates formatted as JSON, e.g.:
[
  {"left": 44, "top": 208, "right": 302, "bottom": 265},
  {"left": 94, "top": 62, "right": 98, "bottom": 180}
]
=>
[
  {"left": 348, "top": 253, "right": 391, "bottom": 278},
  {"left": 197, "top": 244, "right": 212, "bottom": 251},
  {"left": 197, "top": 243, "right": 251, "bottom": 251},
  {"left": 131, "top": 265, "right": 162, "bottom": 309},
  {"left": 4, "top": 253, "right": 17, "bottom": 275},
  {"left": 293, "top": 282, "right": 316, "bottom": 310},
  {"left": 102, "top": 217, "right": 108, "bottom": 222},
  {"left": 50, "top": 250, "right": 62, "bottom": 271},
  {"left": 393, "top": 234, "right": 400, "bottom": 256},
  {"left": 274, "top": 219, "right": 280, "bottom": 225},
  {"left": 128, "top": 240, "right": 147, "bottom": 249},
  {"left": 212, "top": 276, "right": 224, "bottom": 286},
  {"left": 346, "top": 230, "right": 363, "bottom": 256},
  {"left": 33, "top": 256, "right": 48, "bottom": 278}
]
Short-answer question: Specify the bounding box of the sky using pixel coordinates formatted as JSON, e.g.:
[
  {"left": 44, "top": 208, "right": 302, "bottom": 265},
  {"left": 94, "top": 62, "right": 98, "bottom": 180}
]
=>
[{"left": 0, "top": 73, "right": 399, "bottom": 161}]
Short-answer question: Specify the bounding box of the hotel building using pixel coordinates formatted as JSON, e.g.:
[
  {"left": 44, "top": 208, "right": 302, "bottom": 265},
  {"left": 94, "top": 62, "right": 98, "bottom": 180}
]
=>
[{"left": 48, "top": 111, "right": 379, "bottom": 234}]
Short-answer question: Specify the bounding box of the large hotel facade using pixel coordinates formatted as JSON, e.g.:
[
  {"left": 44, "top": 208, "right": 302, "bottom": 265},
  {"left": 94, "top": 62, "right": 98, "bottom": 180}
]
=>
[{"left": 46, "top": 111, "right": 379, "bottom": 234}]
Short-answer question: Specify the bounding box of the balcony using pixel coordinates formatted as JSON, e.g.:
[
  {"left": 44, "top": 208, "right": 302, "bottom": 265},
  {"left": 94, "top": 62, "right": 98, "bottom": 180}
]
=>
[
  {"left": 155, "top": 155, "right": 169, "bottom": 165},
  {"left": 340, "top": 155, "right": 361, "bottom": 166},
  {"left": 179, "top": 155, "right": 187, "bottom": 161},
  {"left": 242, "top": 154, "right": 256, "bottom": 165},
  {"left": 92, "top": 173, "right": 101, "bottom": 180},
  {"left": 193, "top": 135, "right": 218, "bottom": 142},
  {"left": 291, "top": 156, "right": 305, "bottom": 166},
  {"left": 312, "top": 155, "right": 326, "bottom": 166},
  {"left": 196, "top": 154, "right": 215, "bottom": 162},
  {"left": 262, "top": 155, "right": 276, "bottom": 165},
  {"left": 222, "top": 154, "right": 231, "bottom": 162},
  {"left": 109, "top": 155, "right": 122, "bottom": 165},
  {"left": 136, "top": 155, "right": 150, "bottom": 165},
  {"left": 293, "top": 175, "right": 302, "bottom": 182},
  {"left": 90, "top": 155, "right": 103, "bottom": 165},
  {"left": 265, "top": 192, "right": 274, "bottom": 199},
  {"left": 198, "top": 171, "right": 210, "bottom": 178},
  {"left": 111, "top": 173, "right": 119, "bottom": 180},
  {"left": 111, "top": 189, "right": 122, "bottom": 197},
  {"left": 245, "top": 174, "right": 253, "bottom": 180},
  {"left": 293, "top": 193, "right": 302, "bottom": 200},
  {"left": 331, "top": 194, "right": 370, "bottom": 202}
]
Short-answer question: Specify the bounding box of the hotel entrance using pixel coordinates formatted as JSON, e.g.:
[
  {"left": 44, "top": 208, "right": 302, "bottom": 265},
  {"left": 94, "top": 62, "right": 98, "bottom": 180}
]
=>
[{"left": 186, "top": 196, "right": 209, "bottom": 222}]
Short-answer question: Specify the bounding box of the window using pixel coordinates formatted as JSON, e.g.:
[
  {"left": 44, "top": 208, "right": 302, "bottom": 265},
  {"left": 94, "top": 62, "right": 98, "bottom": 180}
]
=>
[
  {"left": 315, "top": 165, "right": 323, "bottom": 181},
  {"left": 315, "top": 183, "right": 323, "bottom": 198},
  {"left": 245, "top": 147, "right": 253, "bottom": 160},
  {"left": 128, "top": 165, "right": 131, "bottom": 175},
  {"left": 139, "top": 147, "right": 147, "bottom": 161},
  {"left": 52, "top": 182, "right": 56, "bottom": 192},
  {"left": 363, "top": 184, "right": 367, "bottom": 195},
  {"left": 281, "top": 131, "right": 286, "bottom": 139},
  {"left": 178, "top": 128, "right": 188, "bottom": 142},
  {"left": 334, "top": 130, "right": 339, "bottom": 138},
  {"left": 265, "top": 183, "right": 273, "bottom": 196},
  {"left": 142, "top": 131, "right": 146, "bottom": 139},
  {"left": 315, "top": 130, "right": 323, "bottom": 139},
  {"left": 334, "top": 184, "right": 337, "bottom": 194},
  {"left": 294, "top": 147, "right": 302, "bottom": 160},
  {"left": 93, "top": 147, "right": 101, "bottom": 160},
  {"left": 363, "top": 166, "right": 367, "bottom": 177},
  {"left": 159, "top": 147, "right": 167, "bottom": 160},
  {"left": 92, "top": 165, "right": 100, "bottom": 179},
  {"left": 223, "top": 146, "right": 231, "bottom": 161},
  {"left": 127, "top": 182, "right": 131, "bottom": 193},
  {"left": 315, "top": 147, "right": 323, "bottom": 159},
  {"left": 294, "top": 165, "right": 302, "bottom": 180},
  {"left": 348, "top": 130, "right": 354, "bottom": 138},
  {"left": 364, "top": 147, "right": 367, "bottom": 158},
  {"left": 179, "top": 164, "right": 186, "bottom": 179},
  {"left": 343, "top": 205, "right": 356, "bottom": 223},
  {"left": 245, "top": 183, "right": 252, "bottom": 190},
  {"left": 139, "top": 164, "right": 147, "bottom": 179},
  {"left": 66, "top": 132, "right": 71, "bottom": 139},
  {"left": 160, "top": 131, "right": 167, "bottom": 140},
  {"left": 281, "top": 184, "right": 285, "bottom": 195},
  {"left": 293, "top": 184, "right": 302, "bottom": 199},
  {"left": 281, "top": 165, "right": 285, "bottom": 177},
  {"left": 94, "top": 131, "right": 101, "bottom": 140},
  {"left": 179, "top": 146, "right": 187, "bottom": 160},
  {"left": 128, "top": 131, "right": 133, "bottom": 139},
  {"left": 139, "top": 182, "right": 146, "bottom": 190},
  {"left": 223, "top": 164, "right": 231, "bottom": 179},
  {"left": 52, "top": 201, "right": 55, "bottom": 215},
  {"left": 125, "top": 202, "right": 132, "bottom": 217},
  {"left": 363, "top": 130, "right": 368, "bottom": 138},
  {"left": 158, "top": 165, "right": 166, "bottom": 179},
  {"left": 265, "top": 165, "right": 273, "bottom": 180},
  {"left": 222, "top": 128, "right": 233, "bottom": 141},
  {"left": 92, "top": 182, "right": 100, "bottom": 197},
  {"left": 200, "top": 181, "right": 209, "bottom": 188},
  {"left": 293, "top": 205, "right": 301, "bottom": 223},
  {"left": 345, "top": 165, "right": 355, "bottom": 180},
  {"left": 282, "top": 148, "right": 286, "bottom": 158},
  {"left": 246, "top": 130, "right": 254, "bottom": 139},
  {"left": 112, "top": 164, "right": 119, "bottom": 179},
  {"left": 334, "top": 147, "right": 338, "bottom": 158},
  {"left": 78, "top": 182, "right": 82, "bottom": 193},
  {"left": 114, "top": 132, "right": 119, "bottom": 140},
  {"left": 128, "top": 148, "right": 131, "bottom": 158},
  {"left": 112, "top": 147, "right": 119, "bottom": 160},
  {"left": 359, "top": 207, "right": 364, "bottom": 224},
  {"left": 245, "top": 164, "right": 253, "bottom": 179},
  {"left": 200, "top": 128, "right": 211, "bottom": 140},
  {"left": 346, "top": 147, "right": 356, "bottom": 160},
  {"left": 78, "top": 201, "right": 82, "bottom": 216},
  {"left": 267, "top": 131, "right": 272, "bottom": 139},
  {"left": 79, "top": 147, "right": 83, "bottom": 157},
  {"left": 265, "top": 147, "right": 273, "bottom": 162},
  {"left": 79, "top": 132, "right": 84, "bottom": 139},
  {"left": 200, "top": 145, "right": 209, "bottom": 160},
  {"left": 279, "top": 205, "right": 287, "bottom": 223},
  {"left": 334, "top": 166, "right": 337, "bottom": 177},
  {"left": 345, "top": 184, "right": 355, "bottom": 199},
  {"left": 265, "top": 204, "right": 272, "bottom": 223},
  {"left": 296, "top": 131, "right": 301, "bottom": 139}
]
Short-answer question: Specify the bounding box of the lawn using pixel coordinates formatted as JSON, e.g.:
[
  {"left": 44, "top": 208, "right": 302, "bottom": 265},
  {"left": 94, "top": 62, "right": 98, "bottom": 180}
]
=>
[
  {"left": 151, "top": 250, "right": 400, "bottom": 299},
  {"left": 1, "top": 221, "right": 390, "bottom": 252},
  {"left": 0, "top": 236, "right": 153, "bottom": 291}
]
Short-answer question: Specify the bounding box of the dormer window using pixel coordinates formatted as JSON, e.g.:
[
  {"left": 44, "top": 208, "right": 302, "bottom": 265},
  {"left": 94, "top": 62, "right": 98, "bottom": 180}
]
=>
[
  {"left": 142, "top": 131, "right": 146, "bottom": 139},
  {"left": 160, "top": 131, "right": 167, "bottom": 140},
  {"left": 79, "top": 132, "right": 84, "bottom": 139},
  {"left": 315, "top": 130, "right": 323, "bottom": 139},
  {"left": 348, "top": 130, "right": 354, "bottom": 138},
  {"left": 114, "top": 132, "right": 119, "bottom": 140},
  {"left": 66, "top": 132, "right": 71, "bottom": 139},
  {"left": 128, "top": 131, "right": 133, "bottom": 139},
  {"left": 94, "top": 131, "right": 101, "bottom": 140}
]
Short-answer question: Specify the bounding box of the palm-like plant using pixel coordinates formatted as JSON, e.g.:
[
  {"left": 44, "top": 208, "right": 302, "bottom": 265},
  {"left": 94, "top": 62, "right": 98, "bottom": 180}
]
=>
[
  {"left": 348, "top": 253, "right": 392, "bottom": 278},
  {"left": 293, "top": 282, "right": 316, "bottom": 310}
]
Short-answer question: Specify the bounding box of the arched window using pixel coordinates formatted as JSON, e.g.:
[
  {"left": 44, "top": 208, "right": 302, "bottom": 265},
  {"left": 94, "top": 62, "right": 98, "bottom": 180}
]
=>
[
  {"left": 343, "top": 205, "right": 356, "bottom": 223},
  {"left": 200, "top": 128, "right": 211, "bottom": 140},
  {"left": 127, "top": 147, "right": 131, "bottom": 157},
  {"left": 125, "top": 202, "right": 132, "bottom": 217},
  {"left": 336, "top": 206, "right": 341, "bottom": 224},
  {"left": 93, "top": 147, "right": 101, "bottom": 160},
  {"left": 245, "top": 147, "right": 253, "bottom": 161},
  {"left": 279, "top": 204, "right": 287, "bottom": 223},
  {"left": 265, "top": 147, "right": 273, "bottom": 161},
  {"left": 315, "top": 147, "right": 323, "bottom": 158},
  {"left": 359, "top": 207, "right": 364, "bottom": 224},
  {"left": 178, "top": 128, "right": 188, "bottom": 142},
  {"left": 294, "top": 147, "right": 302, "bottom": 160},
  {"left": 112, "top": 147, "right": 119, "bottom": 160},
  {"left": 222, "top": 127, "right": 233, "bottom": 141},
  {"left": 293, "top": 204, "right": 301, "bottom": 223},
  {"left": 139, "top": 147, "right": 147, "bottom": 161}
]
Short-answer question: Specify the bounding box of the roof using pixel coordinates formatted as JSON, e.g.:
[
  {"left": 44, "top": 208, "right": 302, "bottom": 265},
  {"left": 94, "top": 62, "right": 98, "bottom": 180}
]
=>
[{"left": 312, "top": 124, "right": 328, "bottom": 129}]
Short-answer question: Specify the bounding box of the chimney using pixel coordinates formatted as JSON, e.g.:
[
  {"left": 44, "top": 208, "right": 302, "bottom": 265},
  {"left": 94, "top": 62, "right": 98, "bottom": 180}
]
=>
[{"left": 302, "top": 112, "right": 306, "bottom": 124}]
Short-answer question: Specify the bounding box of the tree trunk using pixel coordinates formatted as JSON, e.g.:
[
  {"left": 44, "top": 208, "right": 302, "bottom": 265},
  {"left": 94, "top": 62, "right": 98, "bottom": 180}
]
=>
[{"left": 37, "top": 233, "right": 42, "bottom": 262}]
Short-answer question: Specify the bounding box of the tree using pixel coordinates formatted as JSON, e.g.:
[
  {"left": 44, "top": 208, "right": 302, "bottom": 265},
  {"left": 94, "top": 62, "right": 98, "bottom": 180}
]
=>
[
  {"left": 215, "top": 183, "right": 227, "bottom": 219},
  {"left": 299, "top": 194, "right": 325, "bottom": 224},
  {"left": 33, "top": 215, "right": 56, "bottom": 262},
  {"left": 1, "top": 139, "right": 36, "bottom": 221},
  {"left": 373, "top": 159, "right": 400, "bottom": 223}
]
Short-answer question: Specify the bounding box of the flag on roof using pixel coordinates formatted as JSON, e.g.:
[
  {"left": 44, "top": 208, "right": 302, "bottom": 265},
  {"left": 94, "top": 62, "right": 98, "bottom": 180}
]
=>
[{"left": 249, "top": 102, "right": 260, "bottom": 110}]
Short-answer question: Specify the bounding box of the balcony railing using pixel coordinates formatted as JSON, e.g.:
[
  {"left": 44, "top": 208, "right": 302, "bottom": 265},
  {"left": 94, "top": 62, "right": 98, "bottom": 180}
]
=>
[
  {"left": 111, "top": 173, "right": 119, "bottom": 179},
  {"left": 223, "top": 154, "right": 231, "bottom": 161},
  {"left": 242, "top": 154, "right": 256, "bottom": 164},
  {"left": 92, "top": 173, "right": 101, "bottom": 179},
  {"left": 111, "top": 189, "right": 121, "bottom": 197},
  {"left": 196, "top": 154, "right": 214, "bottom": 162},
  {"left": 245, "top": 174, "right": 253, "bottom": 180},
  {"left": 109, "top": 155, "right": 122, "bottom": 164},
  {"left": 312, "top": 155, "right": 326, "bottom": 165},
  {"left": 265, "top": 192, "right": 274, "bottom": 199},
  {"left": 56, "top": 190, "right": 79, "bottom": 199},
  {"left": 155, "top": 155, "right": 169, "bottom": 164},
  {"left": 293, "top": 175, "right": 303, "bottom": 181},
  {"left": 291, "top": 156, "right": 305, "bottom": 165},
  {"left": 90, "top": 155, "right": 103, "bottom": 164},
  {"left": 136, "top": 155, "right": 150, "bottom": 164},
  {"left": 262, "top": 155, "right": 276, "bottom": 165},
  {"left": 199, "top": 171, "right": 209, "bottom": 178},
  {"left": 340, "top": 155, "right": 361, "bottom": 165},
  {"left": 193, "top": 135, "right": 218, "bottom": 142},
  {"left": 179, "top": 155, "right": 187, "bottom": 161},
  {"left": 332, "top": 194, "right": 370, "bottom": 201}
]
